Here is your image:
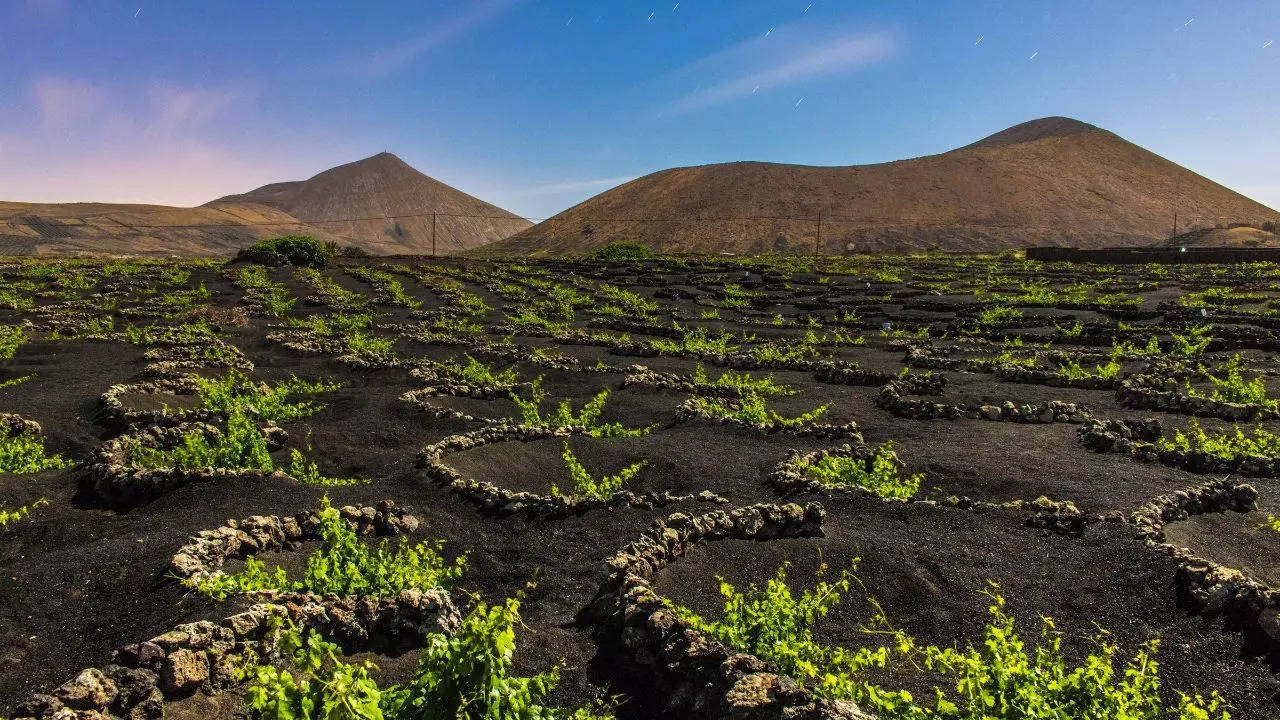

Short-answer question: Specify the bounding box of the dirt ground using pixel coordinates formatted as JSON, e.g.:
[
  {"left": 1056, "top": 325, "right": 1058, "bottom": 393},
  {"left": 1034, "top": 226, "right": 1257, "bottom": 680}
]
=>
[{"left": 1, "top": 254, "right": 1279, "bottom": 718}]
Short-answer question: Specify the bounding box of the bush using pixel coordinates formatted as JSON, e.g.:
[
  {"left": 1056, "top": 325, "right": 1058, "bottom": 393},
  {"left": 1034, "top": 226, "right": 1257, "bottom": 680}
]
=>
[
  {"left": 668, "top": 563, "right": 1229, "bottom": 720},
  {"left": 801, "top": 443, "right": 922, "bottom": 498},
  {"left": 0, "top": 432, "right": 72, "bottom": 474},
  {"left": 237, "top": 235, "right": 334, "bottom": 269},
  {"left": 0, "top": 325, "right": 28, "bottom": 360},
  {"left": 1156, "top": 418, "right": 1280, "bottom": 459},
  {"left": 241, "top": 594, "right": 613, "bottom": 720},
  {"left": 588, "top": 242, "right": 654, "bottom": 261},
  {"left": 688, "top": 394, "right": 829, "bottom": 429},
  {"left": 192, "top": 496, "right": 464, "bottom": 600},
  {"left": 511, "top": 379, "right": 651, "bottom": 437},
  {"left": 552, "top": 442, "right": 646, "bottom": 500},
  {"left": 192, "top": 370, "right": 341, "bottom": 423},
  {"left": 0, "top": 498, "right": 50, "bottom": 529},
  {"left": 130, "top": 409, "right": 272, "bottom": 471},
  {"left": 1186, "top": 354, "right": 1275, "bottom": 409}
]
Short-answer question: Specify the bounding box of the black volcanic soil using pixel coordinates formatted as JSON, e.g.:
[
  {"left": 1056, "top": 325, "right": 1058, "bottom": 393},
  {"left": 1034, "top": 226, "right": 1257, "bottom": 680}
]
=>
[
  {"left": 655, "top": 495, "right": 1280, "bottom": 717},
  {"left": 1, "top": 255, "right": 1279, "bottom": 719}
]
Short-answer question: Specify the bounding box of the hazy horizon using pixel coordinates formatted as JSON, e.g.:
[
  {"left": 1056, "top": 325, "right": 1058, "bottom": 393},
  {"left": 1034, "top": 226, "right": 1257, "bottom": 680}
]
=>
[{"left": 2, "top": 1, "right": 1276, "bottom": 217}]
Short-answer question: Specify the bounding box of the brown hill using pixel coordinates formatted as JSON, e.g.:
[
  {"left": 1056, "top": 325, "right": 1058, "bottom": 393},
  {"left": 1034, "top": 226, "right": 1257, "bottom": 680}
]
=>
[
  {"left": 214, "top": 152, "right": 531, "bottom": 255},
  {"left": 485, "top": 117, "right": 1280, "bottom": 256},
  {"left": 0, "top": 201, "right": 343, "bottom": 257},
  {"left": 1163, "top": 223, "right": 1279, "bottom": 248}
]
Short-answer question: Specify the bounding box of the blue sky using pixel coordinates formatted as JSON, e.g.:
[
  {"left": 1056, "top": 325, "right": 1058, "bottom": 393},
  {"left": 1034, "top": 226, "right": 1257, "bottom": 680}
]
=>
[{"left": 1, "top": 0, "right": 1276, "bottom": 217}]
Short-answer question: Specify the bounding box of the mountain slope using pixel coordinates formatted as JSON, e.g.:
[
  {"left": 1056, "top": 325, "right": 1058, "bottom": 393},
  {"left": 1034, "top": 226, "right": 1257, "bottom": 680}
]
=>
[
  {"left": 0, "top": 201, "right": 342, "bottom": 257},
  {"left": 485, "top": 117, "right": 1280, "bottom": 255},
  {"left": 1164, "top": 224, "right": 1279, "bottom": 248},
  {"left": 213, "top": 152, "right": 531, "bottom": 255}
]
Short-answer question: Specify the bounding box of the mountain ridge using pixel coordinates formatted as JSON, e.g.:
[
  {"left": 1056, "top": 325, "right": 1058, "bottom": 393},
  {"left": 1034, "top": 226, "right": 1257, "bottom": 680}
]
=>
[
  {"left": 0, "top": 153, "right": 530, "bottom": 257},
  {"left": 482, "top": 116, "right": 1280, "bottom": 256},
  {"left": 211, "top": 152, "right": 531, "bottom": 255}
]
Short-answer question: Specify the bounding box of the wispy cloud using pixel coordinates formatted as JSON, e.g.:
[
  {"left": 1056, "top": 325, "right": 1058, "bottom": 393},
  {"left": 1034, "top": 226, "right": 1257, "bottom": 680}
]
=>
[
  {"left": 345, "top": 0, "right": 522, "bottom": 77},
  {"left": 662, "top": 23, "right": 901, "bottom": 114},
  {"left": 148, "top": 83, "right": 255, "bottom": 131},
  {"left": 0, "top": 77, "right": 342, "bottom": 206},
  {"left": 33, "top": 76, "right": 107, "bottom": 128},
  {"left": 509, "top": 176, "right": 635, "bottom": 197}
]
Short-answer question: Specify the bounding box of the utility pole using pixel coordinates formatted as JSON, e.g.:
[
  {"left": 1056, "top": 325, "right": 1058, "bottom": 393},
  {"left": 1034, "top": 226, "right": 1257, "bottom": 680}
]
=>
[
  {"left": 432, "top": 212, "right": 437, "bottom": 257},
  {"left": 1172, "top": 211, "right": 1177, "bottom": 240},
  {"left": 815, "top": 211, "right": 822, "bottom": 256}
]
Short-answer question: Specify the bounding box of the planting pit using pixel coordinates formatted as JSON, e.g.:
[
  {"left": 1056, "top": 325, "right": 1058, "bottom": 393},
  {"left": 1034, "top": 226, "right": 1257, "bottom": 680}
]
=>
[
  {"left": 653, "top": 494, "right": 1280, "bottom": 717},
  {"left": 6, "top": 255, "right": 1280, "bottom": 718}
]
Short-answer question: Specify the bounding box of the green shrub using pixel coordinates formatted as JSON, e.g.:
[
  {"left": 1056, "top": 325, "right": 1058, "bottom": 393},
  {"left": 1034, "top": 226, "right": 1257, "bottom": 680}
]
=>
[
  {"left": 261, "top": 288, "right": 298, "bottom": 317},
  {"left": 237, "top": 236, "right": 334, "bottom": 269},
  {"left": 0, "top": 432, "right": 72, "bottom": 474},
  {"left": 801, "top": 443, "right": 922, "bottom": 499},
  {"left": 241, "top": 594, "right": 612, "bottom": 720},
  {"left": 286, "top": 448, "right": 364, "bottom": 487},
  {"left": 345, "top": 330, "right": 396, "bottom": 358},
  {"left": 436, "top": 355, "right": 517, "bottom": 387},
  {"left": 0, "top": 374, "right": 34, "bottom": 390},
  {"left": 589, "top": 242, "right": 654, "bottom": 261},
  {"left": 1189, "top": 354, "right": 1275, "bottom": 408},
  {"left": 0, "top": 498, "right": 50, "bottom": 529},
  {"left": 235, "top": 265, "right": 297, "bottom": 318},
  {"left": 552, "top": 442, "right": 646, "bottom": 500},
  {"left": 1156, "top": 418, "right": 1280, "bottom": 459},
  {"left": 193, "top": 370, "right": 341, "bottom": 423},
  {"left": 511, "top": 379, "right": 650, "bottom": 437},
  {"left": 1170, "top": 324, "right": 1213, "bottom": 357},
  {"left": 596, "top": 283, "right": 658, "bottom": 317},
  {"left": 668, "top": 560, "right": 914, "bottom": 710},
  {"left": 296, "top": 268, "right": 370, "bottom": 309},
  {"left": 0, "top": 288, "right": 35, "bottom": 310},
  {"left": 1111, "top": 336, "right": 1161, "bottom": 359},
  {"left": 242, "top": 619, "right": 387, "bottom": 720},
  {"left": 749, "top": 334, "right": 823, "bottom": 364},
  {"left": 507, "top": 307, "right": 570, "bottom": 334},
  {"left": 347, "top": 266, "right": 422, "bottom": 309},
  {"left": 872, "top": 267, "right": 903, "bottom": 283},
  {"left": 0, "top": 325, "right": 28, "bottom": 360},
  {"left": 976, "top": 305, "right": 1023, "bottom": 327},
  {"left": 649, "top": 324, "right": 739, "bottom": 355},
  {"left": 1055, "top": 320, "right": 1084, "bottom": 337},
  {"left": 921, "top": 591, "right": 1227, "bottom": 720},
  {"left": 291, "top": 311, "right": 374, "bottom": 337},
  {"left": 691, "top": 364, "right": 794, "bottom": 398},
  {"left": 1056, "top": 358, "right": 1121, "bottom": 382},
  {"left": 668, "top": 563, "right": 1229, "bottom": 720},
  {"left": 131, "top": 410, "right": 273, "bottom": 471},
  {"left": 721, "top": 283, "right": 757, "bottom": 309},
  {"left": 192, "top": 497, "right": 464, "bottom": 600},
  {"left": 688, "top": 394, "right": 829, "bottom": 429}
]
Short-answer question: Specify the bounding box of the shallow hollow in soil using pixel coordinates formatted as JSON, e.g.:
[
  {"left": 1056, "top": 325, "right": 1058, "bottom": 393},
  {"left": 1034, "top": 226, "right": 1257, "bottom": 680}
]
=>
[
  {"left": 440, "top": 423, "right": 834, "bottom": 504},
  {"left": 653, "top": 493, "right": 1280, "bottom": 716}
]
